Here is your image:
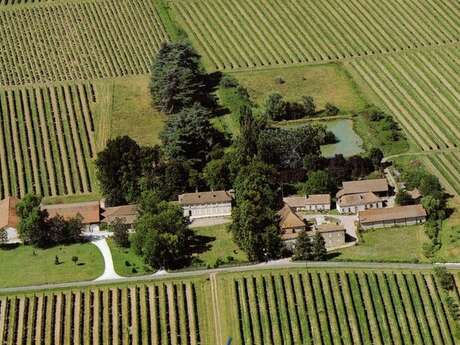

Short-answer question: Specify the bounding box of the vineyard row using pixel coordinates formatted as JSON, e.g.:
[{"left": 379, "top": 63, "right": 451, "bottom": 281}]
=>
[
  {"left": 0, "top": 281, "right": 203, "bottom": 345},
  {"left": 224, "top": 271, "right": 460, "bottom": 345},
  {"left": 424, "top": 152, "right": 460, "bottom": 196},
  {"left": 172, "top": 0, "right": 460, "bottom": 70},
  {"left": 0, "top": 82, "right": 99, "bottom": 198},
  {"left": 0, "top": 0, "right": 168, "bottom": 86}
]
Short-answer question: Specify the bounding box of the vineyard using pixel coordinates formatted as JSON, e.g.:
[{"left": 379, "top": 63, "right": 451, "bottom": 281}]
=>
[
  {"left": 218, "top": 269, "right": 460, "bottom": 345},
  {"left": 0, "top": 82, "right": 112, "bottom": 199},
  {"left": 0, "top": 0, "right": 168, "bottom": 86},
  {"left": 171, "top": 0, "right": 459, "bottom": 70},
  {"left": 346, "top": 46, "right": 460, "bottom": 194},
  {"left": 0, "top": 278, "right": 213, "bottom": 345},
  {"left": 1, "top": 268, "right": 459, "bottom": 344}
]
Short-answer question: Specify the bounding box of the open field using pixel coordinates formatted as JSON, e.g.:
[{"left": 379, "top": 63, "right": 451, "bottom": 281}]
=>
[
  {"left": 1, "top": 268, "right": 459, "bottom": 344},
  {"left": 0, "top": 243, "right": 103, "bottom": 288},
  {"left": 331, "top": 225, "right": 428, "bottom": 263},
  {"left": 0, "top": 82, "right": 112, "bottom": 199},
  {"left": 171, "top": 0, "right": 459, "bottom": 70},
  {"left": 0, "top": 0, "right": 168, "bottom": 86},
  {"left": 110, "top": 76, "right": 166, "bottom": 146}
]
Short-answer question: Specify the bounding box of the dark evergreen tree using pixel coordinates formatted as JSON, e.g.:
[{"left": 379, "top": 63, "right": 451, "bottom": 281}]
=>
[
  {"left": 369, "top": 147, "right": 384, "bottom": 169},
  {"left": 293, "top": 231, "right": 313, "bottom": 260},
  {"left": 395, "top": 190, "right": 413, "bottom": 206},
  {"left": 311, "top": 232, "right": 327, "bottom": 261},
  {"left": 150, "top": 42, "right": 208, "bottom": 114}
]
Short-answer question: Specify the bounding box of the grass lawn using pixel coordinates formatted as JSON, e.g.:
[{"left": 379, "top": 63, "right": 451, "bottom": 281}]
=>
[
  {"left": 107, "top": 238, "right": 154, "bottom": 277},
  {"left": 0, "top": 242, "right": 104, "bottom": 288},
  {"left": 193, "top": 224, "right": 247, "bottom": 267},
  {"left": 231, "top": 63, "right": 367, "bottom": 112},
  {"left": 332, "top": 225, "right": 429, "bottom": 263},
  {"left": 435, "top": 197, "right": 460, "bottom": 262},
  {"left": 110, "top": 76, "right": 167, "bottom": 146}
]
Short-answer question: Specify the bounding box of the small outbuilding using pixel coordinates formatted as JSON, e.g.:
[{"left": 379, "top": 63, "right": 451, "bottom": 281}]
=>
[
  {"left": 314, "top": 223, "right": 346, "bottom": 249},
  {"left": 283, "top": 194, "right": 331, "bottom": 212},
  {"left": 101, "top": 204, "right": 138, "bottom": 229},
  {"left": 278, "top": 204, "right": 307, "bottom": 247},
  {"left": 178, "top": 190, "right": 232, "bottom": 220},
  {"left": 358, "top": 204, "right": 427, "bottom": 230}
]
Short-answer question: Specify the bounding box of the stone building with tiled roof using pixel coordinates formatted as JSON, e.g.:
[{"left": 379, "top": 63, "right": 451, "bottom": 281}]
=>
[
  {"left": 336, "top": 178, "right": 388, "bottom": 214},
  {"left": 358, "top": 204, "right": 427, "bottom": 230},
  {"left": 283, "top": 194, "right": 331, "bottom": 212},
  {"left": 178, "top": 190, "right": 232, "bottom": 220}
]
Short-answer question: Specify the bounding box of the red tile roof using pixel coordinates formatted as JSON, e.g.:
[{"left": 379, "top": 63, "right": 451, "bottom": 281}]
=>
[{"left": 0, "top": 197, "right": 19, "bottom": 229}]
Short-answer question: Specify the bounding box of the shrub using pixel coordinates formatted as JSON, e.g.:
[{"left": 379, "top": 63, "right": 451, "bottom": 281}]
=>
[
  {"left": 446, "top": 296, "right": 460, "bottom": 320},
  {"left": 324, "top": 103, "right": 339, "bottom": 116},
  {"left": 434, "top": 266, "right": 454, "bottom": 290},
  {"left": 302, "top": 96, "right": 316, "bottom": 116},
  {"left": 125, "top": 260, "right": 131, "bottom": 267},
  {"left": 132, "top": 267, "right": 138, "bottom": 273},
  {"left": 220, "top": 74, "right": 239, "bottom": 88},
  {"left": 0, "top": 227, "right": 7, "bottom": 244},
  {"left": 265, "top": 92, "right": 288, "bottom": 120},
  {"left": 274, "top": 76, "right": 285, "bottom": 84}
]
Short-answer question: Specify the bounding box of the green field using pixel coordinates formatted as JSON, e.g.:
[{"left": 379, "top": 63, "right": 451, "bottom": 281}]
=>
[
  {"left": 171, "top": 0, "right": 459, "bottom": 70},
  {"left": 332, "top": 225, "right": 428, "bottom": 263},
  {"left": 193, "top": 224, "right": 247, "bottom": 267},
  {"left": 108, "top": 238, "right": 154, "bottom": 277},
  {"left": 110, "top": 76, "right": 167, "bottom": 146},
  {"left": 0, "top": 243, "right": 104, "bottom": 288},
  {"left": 1, "top": 268, "right": 459, "bottom": 344}
]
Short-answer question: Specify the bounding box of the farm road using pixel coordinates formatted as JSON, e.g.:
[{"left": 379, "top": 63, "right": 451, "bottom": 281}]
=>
[{"left": 2, "top": 260, "right": 460, "bottom": 294}]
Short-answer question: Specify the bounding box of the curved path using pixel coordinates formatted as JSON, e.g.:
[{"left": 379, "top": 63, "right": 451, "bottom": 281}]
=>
[
  {"left": 91, "top": 238, "right": 122, "bottom": 281},
  {"left": 2, "top": 259, "right": 460, "bottom": 294}
]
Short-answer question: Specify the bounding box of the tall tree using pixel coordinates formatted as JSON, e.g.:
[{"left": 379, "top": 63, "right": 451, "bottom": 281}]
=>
[
  {"left": 293, "top": 231, "right": 313, "bottom": 260},
  {"left": 16, "top": 194, "right": 48, "bottom": 246},
  {"left": 264, "top": 92, "right": 288, "bottom": 120},
  {"left": 230, "top": 160, "right": 282, "bottom": 261},
  {"left": 299, "top": 170, "right": 335, "bottom": 195},
  {"left": 96, "top": 136, "right": 142, "bottom": 206},
  {"left": 110, "top": 217, "right": 130, "bottom": 248},
  {"left": 160, "top": 104, "right": 222, "bottom": 169},
  {"left": 236, "top": 105, "right": 263, "bottom": 162},
  {"left": 131, "top": 200, "right": 192, "bottom": 269},
  {"left": 311, "top": 232, "right": 327, "bottom": 261},
  {"left": 150, "top": 42, "right": 208, "bottom": 114}
]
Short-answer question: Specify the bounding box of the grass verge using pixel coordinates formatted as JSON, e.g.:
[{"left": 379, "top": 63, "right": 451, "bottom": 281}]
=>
[{"left": 107, "top": 238, "right": 154, "bottom": 277}]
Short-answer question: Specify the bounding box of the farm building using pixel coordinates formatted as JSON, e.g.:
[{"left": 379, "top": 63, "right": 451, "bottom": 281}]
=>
[
  {"left": 336, "top": 178, "right": 389, "bottom": 213},
  {"left": 0, "top": 197, "right": 20, "bottom": 243},
  {"left": 43, "top": 201, "right": 101, "bottom": 232},
  {"left": 283, "top": 194, "right": 331, "bottom": 211},
  {"left": 101, "top": 204, "right": 138, "bottom": 229},
  {"left": 337, "top": 192, "right": 383, "bottom": 214},
  {"left": 358, "top": 204, "right": 427, "bottom": 230},
  {"left": 314, "top": 224, "right": 346, "bottom": 249},
  {"left": 178, "top": 190, "right": 232, "bottom": 220},
  {"left": 278, "top": 204, "right": 307, "bottom": 247}
]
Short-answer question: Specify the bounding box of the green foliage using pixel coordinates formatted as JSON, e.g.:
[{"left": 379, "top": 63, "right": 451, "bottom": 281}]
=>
[
  {"left": 110, "top": 217, "right": 130, "bottom": 248},
  {"left": 311, "top": 232, "right": 327, "bottom": 261},
  {"left": 203, "top": 158, "right": 232, "bottom": 190},
  {"left": 72, "top": 256, "right": 79, "bottom": 264},
  {"left": 302, "top": 96, "right": 316, "bottom": 116},
  {"left": 368, "top": 147, "right": 384, "bottom": 169},
  {"left": 231, "top": 160, "right": 282, "bottom": 261},
  {"left": 149, "top": 42, "right": 208, "bottom": 114},
  {"left": 132, "top": 196, "right": 192, "bottom": 269},
  {"left": 47, "top": 215, "right": 84, "bottom": 246},
  {"left": 446, "top": 296, "right": 460, "bottom": 320},
  {"left": 160, "top": 103, "right": 223, "bottom": 168},
  {"left": 220, "top": 74, "right": 239, "bottom": 88},
  {"left": 324, "top": 102, "right": 339, "bottom": 116},
  {"left": 298, "top": 170, "right": 335, "bottom": 195},
  {"left": 395, "top": 190, "right": 413, "bottom": 206},
  {"left": 95, "top": 136, "right": 143, "bottom": 206},
  {"left": 293, "top": 231, "right": 313, "bottom": 260},
  {"left": 434, "top": 266, "right": 454, "bottom": 290},
  {"left": 264, "top": 92, "right": 288, "bottom": 120},
  {"left": 0, "top": 228, "right": 7, "bottom": 243},
  {"left": 16, "top": 194, "right": 48, "bottom": 247}
]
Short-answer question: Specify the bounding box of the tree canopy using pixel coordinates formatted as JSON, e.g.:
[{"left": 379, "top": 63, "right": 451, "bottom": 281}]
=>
[{"left": 150, "top": 42, "right": 209, "bottom": 114}]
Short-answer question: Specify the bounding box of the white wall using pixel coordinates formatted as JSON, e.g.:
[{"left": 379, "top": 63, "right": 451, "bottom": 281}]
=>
[{"left": 182, "top": 202, "right": 232, "bottom": 220}]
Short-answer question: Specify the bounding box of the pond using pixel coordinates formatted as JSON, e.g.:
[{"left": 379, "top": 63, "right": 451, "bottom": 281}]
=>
[{"left": 320, "top": 119, "right": 363, "bottom": 158}]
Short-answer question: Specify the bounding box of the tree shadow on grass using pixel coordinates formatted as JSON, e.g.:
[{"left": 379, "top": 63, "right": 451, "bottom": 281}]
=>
[
  {"left": 0, "top": 243, "right": 20, "bottom": 250},
  {"left": 188, "top": 234, "right": 215, "bottom": 255}
]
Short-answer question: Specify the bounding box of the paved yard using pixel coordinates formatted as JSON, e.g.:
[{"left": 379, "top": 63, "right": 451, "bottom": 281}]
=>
[{"left": 304, "top": 214, "right": 358, "bottom": 242}]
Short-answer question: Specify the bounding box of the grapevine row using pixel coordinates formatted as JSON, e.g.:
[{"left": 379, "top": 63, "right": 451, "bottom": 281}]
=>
[
  {"left": 171, "top": 0, "right": 460, "bottom": 70},
  {"left": 0, "top": 0, "right": 168, "bottom": 86}
]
